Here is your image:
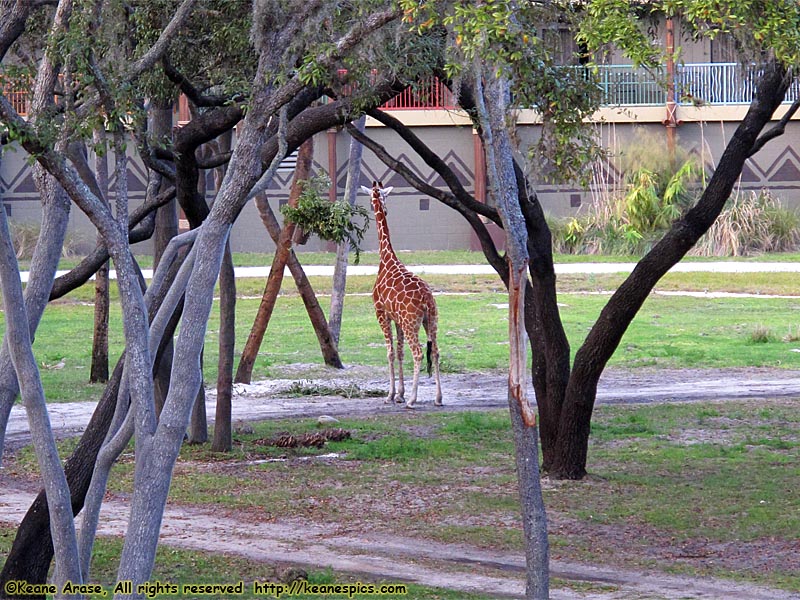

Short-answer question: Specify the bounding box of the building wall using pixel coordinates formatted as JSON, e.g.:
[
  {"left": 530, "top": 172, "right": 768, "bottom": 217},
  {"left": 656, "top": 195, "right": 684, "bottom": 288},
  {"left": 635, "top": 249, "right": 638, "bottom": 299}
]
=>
[{"left": 2, "top": 105, "right": 800, "bottom": 254}]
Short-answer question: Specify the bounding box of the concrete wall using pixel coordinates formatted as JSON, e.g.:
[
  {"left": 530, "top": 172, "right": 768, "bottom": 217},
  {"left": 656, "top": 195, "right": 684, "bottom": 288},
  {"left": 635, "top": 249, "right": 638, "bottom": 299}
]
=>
[{"left": 2, "top": 104, "right": 800, "bottom": 254}]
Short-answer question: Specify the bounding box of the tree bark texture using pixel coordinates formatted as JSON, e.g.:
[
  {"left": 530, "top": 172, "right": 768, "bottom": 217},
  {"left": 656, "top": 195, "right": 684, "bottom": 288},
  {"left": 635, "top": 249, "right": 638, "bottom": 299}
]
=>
[
  {"left": 329, "top": 114, "right": 366, "bottom": 344},
  {"left": 235, "top": 137, "right": 341, "bottom": 383}
]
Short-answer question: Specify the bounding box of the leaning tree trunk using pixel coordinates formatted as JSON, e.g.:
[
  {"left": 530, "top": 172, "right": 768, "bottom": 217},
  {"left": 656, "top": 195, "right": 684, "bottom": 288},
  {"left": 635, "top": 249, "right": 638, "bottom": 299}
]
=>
[
  {"left": 253, "top": 195, "right": 343, "bottom": 368},
  {"left": 548, "top": 59, "right": 792, "bottom": 479},
  {"left": 236, "top": 137, "right": 333, "bottom": 383},
  {"left": 329, "top": 115, "right": 366, "bottom": 344},
  {"left": 0, "top": 183, "right": 82, "bottom": 593}
]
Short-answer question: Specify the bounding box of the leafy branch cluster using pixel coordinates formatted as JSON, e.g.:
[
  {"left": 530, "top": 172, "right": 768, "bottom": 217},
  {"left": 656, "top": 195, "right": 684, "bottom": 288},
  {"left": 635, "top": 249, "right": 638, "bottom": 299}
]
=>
[
  {"left": 280, "top": 175, "right": 371, "bottom": 263},
  {"left": 401, "top": 0, "right": 604, "bottom": 185}
]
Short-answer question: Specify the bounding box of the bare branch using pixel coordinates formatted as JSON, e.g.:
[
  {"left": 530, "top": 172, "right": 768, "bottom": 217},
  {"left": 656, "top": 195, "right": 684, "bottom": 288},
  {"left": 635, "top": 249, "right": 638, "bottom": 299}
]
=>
[
  {"left": 366, "top": 108, "right": 501, "bottom": 224},
  {"left": 197, "top": 151, "right": 232, "bottom": 169},
  {"left": 345, "top": 123, "right": 506, "bottom": 275}
]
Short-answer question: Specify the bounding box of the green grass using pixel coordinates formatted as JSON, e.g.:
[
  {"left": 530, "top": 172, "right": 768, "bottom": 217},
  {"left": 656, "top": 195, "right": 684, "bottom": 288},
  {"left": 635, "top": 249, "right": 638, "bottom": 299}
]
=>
[
  {"left": 6, "top": 284, "right": 800, "bottom": 403},
  {"left": 32, "top": 248, "right": 800, "bottom": 274},
  {"left": 11, "top": 402, "right": 798, "bottom": 592}
]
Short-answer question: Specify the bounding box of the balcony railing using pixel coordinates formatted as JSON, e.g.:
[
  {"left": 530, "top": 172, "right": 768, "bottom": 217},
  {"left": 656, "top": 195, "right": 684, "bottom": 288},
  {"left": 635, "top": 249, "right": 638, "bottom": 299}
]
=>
[{"left": 5, "top": 63, "right": 800, "bottom": 117}]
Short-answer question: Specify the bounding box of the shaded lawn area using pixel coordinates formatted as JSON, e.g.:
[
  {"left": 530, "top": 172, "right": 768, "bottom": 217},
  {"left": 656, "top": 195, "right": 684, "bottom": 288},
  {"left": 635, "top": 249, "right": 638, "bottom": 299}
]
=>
[{"left": 9, "top": 400, "right": 799, "bottom": 593}]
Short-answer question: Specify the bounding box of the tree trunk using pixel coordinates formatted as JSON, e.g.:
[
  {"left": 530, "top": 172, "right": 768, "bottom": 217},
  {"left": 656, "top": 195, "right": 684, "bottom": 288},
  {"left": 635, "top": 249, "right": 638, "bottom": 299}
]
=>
[
  {"left": 235, "top": 137, "right": 316, "bottom": 383},
  {"left": 547, "top": 59, "right": 791, "bottom": 479},
  {"left": 212, "top": 131, "right": 235, "bottom": 452},
  {"left": 0, "top": 359, "right": 123, "bottom": 598},
  {"left": 187, "top": 351, "right": 208, "bottom": 444},
  {"left": 329, "top": 115, "right": 366, "bottom": 344},
  {"left": 212, "top": 241, "right": 235, "bottom": 452},
  {"left": 186, "top": 142, "right": 210, "bottom": 443},
  {"left": 151, "top": 100, "right": 178, "bottom": 415},
  {"left": 90, "top": 130, "right": 110, "bottom": 383},
  {"left": 0, "top": 187, "right": 82, "bottom": 593},
  {"left": 475, "top": 70, "right": 549, "bottom": 599}
]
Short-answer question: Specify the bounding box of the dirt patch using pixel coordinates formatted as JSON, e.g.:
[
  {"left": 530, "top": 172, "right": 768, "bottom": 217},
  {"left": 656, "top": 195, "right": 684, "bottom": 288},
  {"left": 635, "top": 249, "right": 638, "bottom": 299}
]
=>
[{"left": 3, "top": 366, "right": 800, "bottom": 599}]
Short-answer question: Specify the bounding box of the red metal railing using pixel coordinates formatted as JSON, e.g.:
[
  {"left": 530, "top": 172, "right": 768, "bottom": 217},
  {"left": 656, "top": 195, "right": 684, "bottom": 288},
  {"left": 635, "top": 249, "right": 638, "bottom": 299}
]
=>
[
  {"left": 2, "top": 81, "right": 31, "bottom": 115},
  {"left": 380, "top": 77, "right": 457, "bottom": 110},
  {"left": 3, "top": 75, "right": 456, "bottom": 120}
]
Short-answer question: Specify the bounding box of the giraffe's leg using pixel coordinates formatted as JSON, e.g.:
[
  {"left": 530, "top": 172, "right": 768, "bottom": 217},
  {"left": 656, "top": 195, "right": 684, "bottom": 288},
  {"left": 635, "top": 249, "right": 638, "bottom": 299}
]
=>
[
  {"left": 404, "top": 327, "right": 423, "bottom": 409},
  {"left": 395, "top": 322, "right": 405, "bottom": 403},
  {"left": 430, "top": 335, "right": 443, "bottom": 406},
  {"left": 423, "top": 315, "right": 443, "bottom": 406},
  {"left": 376, "top": 309, "right": 396, "bottom": 403}
]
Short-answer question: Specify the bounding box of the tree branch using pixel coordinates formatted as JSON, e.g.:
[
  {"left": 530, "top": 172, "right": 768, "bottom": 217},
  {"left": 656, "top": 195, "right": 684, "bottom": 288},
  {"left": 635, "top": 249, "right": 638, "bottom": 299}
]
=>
[
  {"left": 49, "top": 187, "right": 176, "bottom": 299},
  {"left": 345, "top": 123, "right": 506, "bottom": 276},
  {"left": 197, "top": 151, "right": 232, "bottom": 169},
  {"left": 162, "top": 57, "right": 242, "bottom": 108},
  {"left": 366, "top": 108, "right": 501, "bottom": 224},
  {"left": 124, "top": 0, "right": 198, "bottom": 81},
  {"left": 748, "top": 97, "right": 800, "bottom": 157}
]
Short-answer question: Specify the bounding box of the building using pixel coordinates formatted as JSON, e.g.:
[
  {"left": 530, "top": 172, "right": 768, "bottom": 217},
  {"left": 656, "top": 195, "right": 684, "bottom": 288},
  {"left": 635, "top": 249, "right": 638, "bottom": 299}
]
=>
[{"left": 2, "top": 18, "right": 800, "bottom": 254}]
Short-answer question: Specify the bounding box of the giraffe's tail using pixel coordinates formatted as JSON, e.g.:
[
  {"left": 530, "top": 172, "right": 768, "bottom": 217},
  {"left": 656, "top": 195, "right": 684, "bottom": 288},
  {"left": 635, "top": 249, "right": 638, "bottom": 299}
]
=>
[{"left": 426, "top": 341, "right": 433, "bottom": 376}]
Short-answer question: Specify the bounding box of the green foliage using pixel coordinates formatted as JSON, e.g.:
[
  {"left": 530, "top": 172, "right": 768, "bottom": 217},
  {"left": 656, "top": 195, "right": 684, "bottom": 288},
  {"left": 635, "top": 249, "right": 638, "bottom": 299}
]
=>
[
  {"left": 665, "top": 0, "right": 800, "bottom": 66},
  {"left": 554, "top": 152, "right": 702, "bottom": 255},
  {"left": 280, "top": 176, "right": 371, "bottom": 263},
  {"left": 583, "top": 0, "right": 800, "bottom": 69},
  {"left": 692, "top": 190, "right": 800, "bottom": 256},
  {"left": 400, "top": 0, "right": 604, "bottom": 184}
]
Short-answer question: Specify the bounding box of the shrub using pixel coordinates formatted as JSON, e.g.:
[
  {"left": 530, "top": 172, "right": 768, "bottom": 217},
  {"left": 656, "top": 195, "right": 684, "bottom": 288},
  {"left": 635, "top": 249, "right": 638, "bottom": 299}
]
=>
[
  {"left": 552, "top": 158, "right": 701, "bottom": 255},
  {"left": 691, "top": 189, "right": 800, "bottom": 256},
  {"left": 749, "top": 324, "right": 775, "bottom": 344}
]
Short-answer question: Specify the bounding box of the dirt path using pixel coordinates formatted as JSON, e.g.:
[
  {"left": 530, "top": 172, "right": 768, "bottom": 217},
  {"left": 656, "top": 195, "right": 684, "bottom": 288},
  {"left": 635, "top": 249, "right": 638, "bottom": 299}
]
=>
[
  {"left": 1, "top": 483, "right": 796, "bottom": 600},
  {"left": 7, "top": 365, "right": 800, "bottom": 448},
  {"left": 3, "top": 366, "right": 800, "bottom": 598}
]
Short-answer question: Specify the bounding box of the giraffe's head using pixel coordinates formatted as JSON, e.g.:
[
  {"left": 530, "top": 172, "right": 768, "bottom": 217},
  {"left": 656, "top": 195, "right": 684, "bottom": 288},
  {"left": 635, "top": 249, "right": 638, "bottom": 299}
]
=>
[{"left": 360, "top": 180, "right": 394, "bottom": 215}]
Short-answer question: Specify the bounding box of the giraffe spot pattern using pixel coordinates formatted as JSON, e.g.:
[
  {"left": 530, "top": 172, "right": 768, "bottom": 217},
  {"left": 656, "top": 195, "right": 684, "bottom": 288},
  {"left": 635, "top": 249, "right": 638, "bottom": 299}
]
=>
[{"left": 369, "top": 183, "right": 442, "bottom": 407}]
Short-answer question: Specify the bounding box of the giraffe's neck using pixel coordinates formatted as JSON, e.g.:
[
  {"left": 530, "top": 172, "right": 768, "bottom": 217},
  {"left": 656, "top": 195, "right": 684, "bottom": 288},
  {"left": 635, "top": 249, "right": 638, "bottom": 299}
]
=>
[{"left": 372, "top": 193, "right": 401, "bottom": 273}]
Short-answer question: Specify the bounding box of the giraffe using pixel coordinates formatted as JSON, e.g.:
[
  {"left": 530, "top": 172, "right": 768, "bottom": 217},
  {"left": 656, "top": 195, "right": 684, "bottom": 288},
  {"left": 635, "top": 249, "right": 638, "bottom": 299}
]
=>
[{"left": 360, "top": 181, "right": 442, "bottom": 408}]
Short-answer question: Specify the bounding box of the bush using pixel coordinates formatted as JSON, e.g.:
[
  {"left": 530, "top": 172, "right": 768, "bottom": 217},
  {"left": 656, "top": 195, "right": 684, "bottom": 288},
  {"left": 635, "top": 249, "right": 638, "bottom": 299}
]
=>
[
  {"left": 553, "top": 158, "right": 701, "bottom": 255},
  {"left": 691, "top": 190, "right": 800, "bottom": 257}
]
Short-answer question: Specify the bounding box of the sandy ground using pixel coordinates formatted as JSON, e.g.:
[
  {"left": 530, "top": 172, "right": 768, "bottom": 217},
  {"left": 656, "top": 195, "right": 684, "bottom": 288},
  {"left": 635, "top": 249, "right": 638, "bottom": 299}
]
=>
[{"left": 3, "top": 365, "right": 800, "bottom": 599}]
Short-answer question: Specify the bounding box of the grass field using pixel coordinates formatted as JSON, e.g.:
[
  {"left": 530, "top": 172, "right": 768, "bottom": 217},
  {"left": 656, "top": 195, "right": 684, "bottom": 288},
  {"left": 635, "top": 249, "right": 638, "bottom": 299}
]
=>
[
  {"left": 3, "top": 250, "right": 799, "bottom": 598},
  {"left": 7, "top": 400, "right": 800, "bottom": 595},
  {"left": 26, "top": 281, "right": 800, "bottom": 403}
]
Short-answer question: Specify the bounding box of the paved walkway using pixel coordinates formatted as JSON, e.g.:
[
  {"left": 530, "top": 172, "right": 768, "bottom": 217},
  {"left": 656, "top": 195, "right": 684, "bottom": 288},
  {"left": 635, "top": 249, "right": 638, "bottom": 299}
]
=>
[{"left": 22, "top": 260, "right": 800, "bottom": 282}]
